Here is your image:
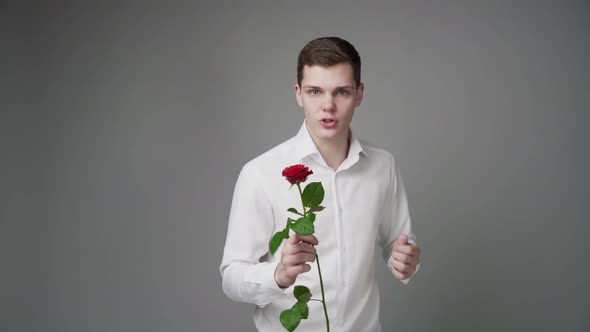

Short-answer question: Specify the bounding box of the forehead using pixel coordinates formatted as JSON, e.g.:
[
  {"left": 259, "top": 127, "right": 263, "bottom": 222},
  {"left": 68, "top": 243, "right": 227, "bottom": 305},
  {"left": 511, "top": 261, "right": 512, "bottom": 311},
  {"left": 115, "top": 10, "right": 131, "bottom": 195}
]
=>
[{"left": 301, "top": 63, "right": 355, "bottom": 88}]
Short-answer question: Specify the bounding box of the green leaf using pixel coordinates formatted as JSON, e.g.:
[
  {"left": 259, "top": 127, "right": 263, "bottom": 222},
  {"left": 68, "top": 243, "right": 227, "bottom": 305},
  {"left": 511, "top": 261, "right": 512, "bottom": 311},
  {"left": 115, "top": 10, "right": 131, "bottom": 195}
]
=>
[
  {"left": 293, "top": 285, "right": 312, "bottom": 303},
  {"left": 280, "top": 308, "right": 301, "bottom": 332},
  {"left": 306, "top": 212, "right": 316, "bottom": 223},
  {"left": 287, "top": 208, "right": 304, "bottom": 216},
  {"left": 269, "top": 229, "right": 289, "bottom": 255},
  {"left": 288, "top": 217, "right": 296, "bottom": 225},
  {"left": 307, "top": 205, "right": 325, "bottom": 213},
  {"left": 293, "top": 300, "right": 309, "bottom": 319},
  {"left": 302, "top": 182, "right": 324, "bottom": 207},
  {"left": 290, "top": 217, "right": 314, "bottom": 235}
]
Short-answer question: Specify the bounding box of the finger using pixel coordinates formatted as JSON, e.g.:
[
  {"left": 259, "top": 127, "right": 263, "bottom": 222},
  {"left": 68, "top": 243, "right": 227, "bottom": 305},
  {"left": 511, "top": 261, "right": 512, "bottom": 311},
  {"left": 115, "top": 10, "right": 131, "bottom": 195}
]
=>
[
  {"left": 392, "top": 251, "right": 413, "bottom": 264},
  {"left": 287, "top": 263, "right": 311, "bottom": 276},
  {"left": 392, "top": 259, "right": 411, "bottom": 273},
  {"left": 413, "top": 245, "right": 421, "bottom": 257},
  {"left": 286, "top": 233, "right": 318, "bottom": 246},
  {"left": 394, "top": 257, "right": 416, "bottom": 277},
  {"left": 395, "top": 234, "right": 409, "bottom": 245},
  {"left": 398, "top": 252, "right": 419, "bottom": 266},
  {"left": 298, "top": 252, "right": 316, "bottom": 265},
  {"left": 286, "top": 242, "right": 316, "bottom": 255},
  {"left": 298, "top": 234, "right": 319, "bottom": 246},
  {"left": 391, "top": 267, "right": 408, "bottom": 280},
  {"left": 405, "top": 245, "right": 420, "bottom": 257},
  {"left": 393, "top": 236, "right": 407, "bottom": 252},
  {"left": 286, "top": 233, "right": 302, "bottom": 245},
  {"left": 297, "top": 242, "right": 317, "bottom": 254},
  {"left": 284, "top": 252, "right": 316, "bottom": 266},
  {"left": 394, "top": 244, "right": 417, "bottom": 256}
]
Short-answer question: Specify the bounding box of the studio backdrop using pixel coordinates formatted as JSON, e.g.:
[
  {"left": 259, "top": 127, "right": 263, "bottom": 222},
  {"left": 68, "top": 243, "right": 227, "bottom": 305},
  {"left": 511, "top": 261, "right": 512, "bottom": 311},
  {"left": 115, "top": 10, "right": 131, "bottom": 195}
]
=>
[{"left": 2, "top": 2, "right": 589, "bottom": 332}]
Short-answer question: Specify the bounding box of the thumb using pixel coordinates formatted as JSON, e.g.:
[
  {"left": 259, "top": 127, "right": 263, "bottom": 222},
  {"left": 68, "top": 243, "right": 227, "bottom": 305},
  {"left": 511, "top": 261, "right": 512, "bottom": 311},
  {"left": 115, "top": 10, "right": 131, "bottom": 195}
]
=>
[{"left": 397, "top": 234, "right": 408, "bottom": 244}]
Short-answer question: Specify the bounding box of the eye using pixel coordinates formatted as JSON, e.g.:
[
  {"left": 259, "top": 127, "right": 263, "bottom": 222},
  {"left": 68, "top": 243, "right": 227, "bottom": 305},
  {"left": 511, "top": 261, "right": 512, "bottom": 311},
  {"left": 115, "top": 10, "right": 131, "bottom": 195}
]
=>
[
  {"left": 338, "top": 90, "right": 350, "bottom": 96},
  {"left": 309, "top": 89, "right": 320, "bottom": 95}
]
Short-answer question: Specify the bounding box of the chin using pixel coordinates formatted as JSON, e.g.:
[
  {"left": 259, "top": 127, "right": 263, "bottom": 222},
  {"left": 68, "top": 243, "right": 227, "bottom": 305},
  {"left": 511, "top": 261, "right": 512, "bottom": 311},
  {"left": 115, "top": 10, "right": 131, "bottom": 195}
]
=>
[{"left": 315, "top": 129, "right": 343, "bottom": 140}]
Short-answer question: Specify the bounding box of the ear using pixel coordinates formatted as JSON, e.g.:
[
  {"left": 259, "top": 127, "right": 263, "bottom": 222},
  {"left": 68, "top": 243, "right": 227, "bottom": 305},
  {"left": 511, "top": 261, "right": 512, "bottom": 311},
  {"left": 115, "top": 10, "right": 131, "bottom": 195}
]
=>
[
  {"left": 354, "top": 82, "right": 364, "bottom": 107},
  {"left": 294, "top": 83, "right": 303, "bottom": 107}
]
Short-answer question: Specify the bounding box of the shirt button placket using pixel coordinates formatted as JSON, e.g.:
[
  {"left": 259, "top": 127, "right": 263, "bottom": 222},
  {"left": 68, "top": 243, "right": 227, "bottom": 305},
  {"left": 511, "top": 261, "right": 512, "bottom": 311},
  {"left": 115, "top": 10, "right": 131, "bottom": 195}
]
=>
[
  {"left": 341, "top": 205, "right": 346, "bottom": 289},
  {"left": 332, "top": 172, "right": 345, "bottom": 327}
]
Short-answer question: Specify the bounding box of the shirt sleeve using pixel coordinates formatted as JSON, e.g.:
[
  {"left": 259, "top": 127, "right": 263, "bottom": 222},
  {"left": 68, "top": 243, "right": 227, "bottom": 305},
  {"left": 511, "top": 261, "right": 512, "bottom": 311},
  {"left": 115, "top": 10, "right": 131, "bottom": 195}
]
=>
[
  {"left": 219, "top": 163, "right": 288, "bottom": 307},
  {"left": 377, "top": 154, "right": 419, "bottom": 284}
]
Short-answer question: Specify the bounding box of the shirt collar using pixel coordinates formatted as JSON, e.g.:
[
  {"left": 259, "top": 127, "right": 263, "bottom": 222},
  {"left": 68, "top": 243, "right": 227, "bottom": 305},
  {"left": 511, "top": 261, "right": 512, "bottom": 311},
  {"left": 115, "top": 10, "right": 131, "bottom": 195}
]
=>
[{"left": 293, "top": 118, "right": 367, "bottom": 163}]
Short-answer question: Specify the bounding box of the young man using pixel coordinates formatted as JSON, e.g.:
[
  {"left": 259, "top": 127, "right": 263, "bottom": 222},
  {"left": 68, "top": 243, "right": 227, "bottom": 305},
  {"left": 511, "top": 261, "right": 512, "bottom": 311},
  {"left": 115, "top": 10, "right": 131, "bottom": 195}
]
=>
[{"left": 220, "top": 37, "right": 421, "bottom": 331}]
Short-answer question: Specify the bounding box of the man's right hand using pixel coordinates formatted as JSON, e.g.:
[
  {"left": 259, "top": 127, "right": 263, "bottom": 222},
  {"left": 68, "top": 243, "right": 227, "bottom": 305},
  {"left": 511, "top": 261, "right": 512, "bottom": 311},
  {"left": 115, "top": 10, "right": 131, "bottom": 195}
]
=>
[{"left": 274, "top": 233, "right": 319, "bottom": 289}]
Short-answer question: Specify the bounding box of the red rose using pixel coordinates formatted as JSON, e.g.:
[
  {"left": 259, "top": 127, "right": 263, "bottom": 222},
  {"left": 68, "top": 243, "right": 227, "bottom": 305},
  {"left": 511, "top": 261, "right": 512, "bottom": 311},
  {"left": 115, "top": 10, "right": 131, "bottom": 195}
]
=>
[{"left": 282, "top": 164, "right": 313, "bottom": 185}]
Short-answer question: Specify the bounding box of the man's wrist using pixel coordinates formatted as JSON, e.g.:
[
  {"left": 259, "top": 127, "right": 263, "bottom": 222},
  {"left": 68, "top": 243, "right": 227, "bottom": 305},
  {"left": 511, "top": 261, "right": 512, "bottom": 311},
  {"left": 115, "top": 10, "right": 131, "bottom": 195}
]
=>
[{"left": 274, "top": 264, "right": 290, "bottom": 289}]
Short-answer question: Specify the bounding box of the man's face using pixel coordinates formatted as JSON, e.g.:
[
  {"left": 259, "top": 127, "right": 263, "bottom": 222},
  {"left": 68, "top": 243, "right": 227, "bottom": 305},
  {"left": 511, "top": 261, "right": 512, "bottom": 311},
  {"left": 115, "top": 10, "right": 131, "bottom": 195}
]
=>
[{"left": 295, "top": 63, "right": 364, "bottom": 143}]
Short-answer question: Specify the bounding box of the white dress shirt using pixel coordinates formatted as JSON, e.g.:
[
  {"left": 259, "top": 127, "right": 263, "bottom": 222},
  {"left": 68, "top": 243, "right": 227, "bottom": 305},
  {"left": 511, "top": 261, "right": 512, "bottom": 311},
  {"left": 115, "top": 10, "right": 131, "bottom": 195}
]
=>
[{"left": 220, "top": 119, "right": 418, "bottom": 332}]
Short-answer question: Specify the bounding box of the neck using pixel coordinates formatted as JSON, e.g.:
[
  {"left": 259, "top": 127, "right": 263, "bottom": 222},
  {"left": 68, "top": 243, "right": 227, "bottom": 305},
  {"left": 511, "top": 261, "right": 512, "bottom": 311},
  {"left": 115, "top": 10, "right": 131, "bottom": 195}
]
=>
[{"left": 312, "top": 128, "right": 351, "bottom": 171}]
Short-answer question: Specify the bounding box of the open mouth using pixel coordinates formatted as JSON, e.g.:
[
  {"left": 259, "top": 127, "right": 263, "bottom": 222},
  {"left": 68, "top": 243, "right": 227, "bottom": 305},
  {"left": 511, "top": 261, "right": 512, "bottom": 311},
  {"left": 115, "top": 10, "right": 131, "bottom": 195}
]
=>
[{"left": 320, "top": 118, "right": 337, "bottom": 128}]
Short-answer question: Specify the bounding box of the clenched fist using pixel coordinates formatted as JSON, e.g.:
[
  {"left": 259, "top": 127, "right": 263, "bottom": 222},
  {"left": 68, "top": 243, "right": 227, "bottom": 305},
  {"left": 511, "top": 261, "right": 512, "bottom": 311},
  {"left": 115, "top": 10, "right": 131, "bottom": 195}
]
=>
[
  {"left": 391, "top": 234, "right": 421, "bottom": 280},
  {"left": 274, "top": 234, "right": 318, "bottom": 288}
]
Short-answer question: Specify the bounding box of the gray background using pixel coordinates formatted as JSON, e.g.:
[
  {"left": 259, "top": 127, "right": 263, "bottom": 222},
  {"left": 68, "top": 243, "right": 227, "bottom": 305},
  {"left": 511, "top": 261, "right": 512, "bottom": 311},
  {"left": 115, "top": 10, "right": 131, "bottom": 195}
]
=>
[{"left": 2, "top": 2, "right": 589, "bottom": 331}]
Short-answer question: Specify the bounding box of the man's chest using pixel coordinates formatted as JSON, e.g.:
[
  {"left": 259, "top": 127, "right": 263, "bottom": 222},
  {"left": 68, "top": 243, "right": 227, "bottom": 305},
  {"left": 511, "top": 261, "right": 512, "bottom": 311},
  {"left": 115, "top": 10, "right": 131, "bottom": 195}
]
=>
[{"left": 266, "top": 166, "right": 390, "bottom": 243}]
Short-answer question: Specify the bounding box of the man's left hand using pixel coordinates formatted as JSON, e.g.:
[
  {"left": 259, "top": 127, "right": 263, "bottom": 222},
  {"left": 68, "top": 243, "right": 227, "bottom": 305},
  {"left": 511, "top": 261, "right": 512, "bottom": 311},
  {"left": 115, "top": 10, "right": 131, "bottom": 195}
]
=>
[{"left": 391, "top": 234, "right": 421, "bottom": 280}]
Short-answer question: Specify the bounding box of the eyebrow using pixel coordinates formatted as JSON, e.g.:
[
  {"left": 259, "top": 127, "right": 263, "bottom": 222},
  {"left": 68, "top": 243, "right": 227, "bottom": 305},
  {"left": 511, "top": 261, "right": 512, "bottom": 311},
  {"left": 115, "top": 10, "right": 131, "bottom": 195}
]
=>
[{"left": 302, "top": 85, "right": 355, "bottom": 90}]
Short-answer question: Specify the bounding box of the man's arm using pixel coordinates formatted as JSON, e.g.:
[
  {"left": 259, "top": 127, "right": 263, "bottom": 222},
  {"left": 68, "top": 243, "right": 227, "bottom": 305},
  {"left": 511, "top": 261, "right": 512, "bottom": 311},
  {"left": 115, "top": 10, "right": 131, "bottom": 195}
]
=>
[
  {"left": 377, "top": 154, "right": 420, "bottom": 284},
  {"left": 219, "top": 163, "right": 286, "bottom": 308}
]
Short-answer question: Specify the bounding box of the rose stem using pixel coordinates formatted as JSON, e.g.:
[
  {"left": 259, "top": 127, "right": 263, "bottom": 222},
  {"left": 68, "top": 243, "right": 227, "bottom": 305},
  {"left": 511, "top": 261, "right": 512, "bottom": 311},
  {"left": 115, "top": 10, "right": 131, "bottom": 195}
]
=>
[{"left": 297, "top": 182, "right": 330, "bottom": 332}]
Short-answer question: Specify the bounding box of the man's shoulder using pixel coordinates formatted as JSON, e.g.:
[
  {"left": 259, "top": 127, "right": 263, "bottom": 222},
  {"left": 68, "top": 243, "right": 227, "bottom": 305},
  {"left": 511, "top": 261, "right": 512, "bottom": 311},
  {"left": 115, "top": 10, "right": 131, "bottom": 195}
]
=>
[
  {"left": 239, "top": 135, "right": 296, "bottom": 176},
  {"left": 357, "top": 138, "right": 397, "bottom": 165}
]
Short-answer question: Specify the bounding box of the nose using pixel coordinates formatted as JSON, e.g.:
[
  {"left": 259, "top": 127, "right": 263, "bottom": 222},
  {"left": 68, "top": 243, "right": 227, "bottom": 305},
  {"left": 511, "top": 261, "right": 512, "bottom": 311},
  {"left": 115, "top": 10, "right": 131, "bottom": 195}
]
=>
[{"left": 322, "top": 95, "right": 336, "bottom": 112}]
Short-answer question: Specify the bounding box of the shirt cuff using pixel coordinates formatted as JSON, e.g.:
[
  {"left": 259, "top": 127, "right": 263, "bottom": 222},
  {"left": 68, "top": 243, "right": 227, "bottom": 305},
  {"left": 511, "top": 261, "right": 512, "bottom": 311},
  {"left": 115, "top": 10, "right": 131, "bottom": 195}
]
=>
[{"left": 255, "top": 260, "right": 289, "bottom": 307}]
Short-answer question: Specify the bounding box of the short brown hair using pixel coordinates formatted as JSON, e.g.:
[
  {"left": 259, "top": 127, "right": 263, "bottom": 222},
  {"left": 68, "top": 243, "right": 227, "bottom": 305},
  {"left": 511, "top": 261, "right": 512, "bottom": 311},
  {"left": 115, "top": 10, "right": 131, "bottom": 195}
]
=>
[{"left": 297, "top": 36, "right": 361, "bottom": 89}]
